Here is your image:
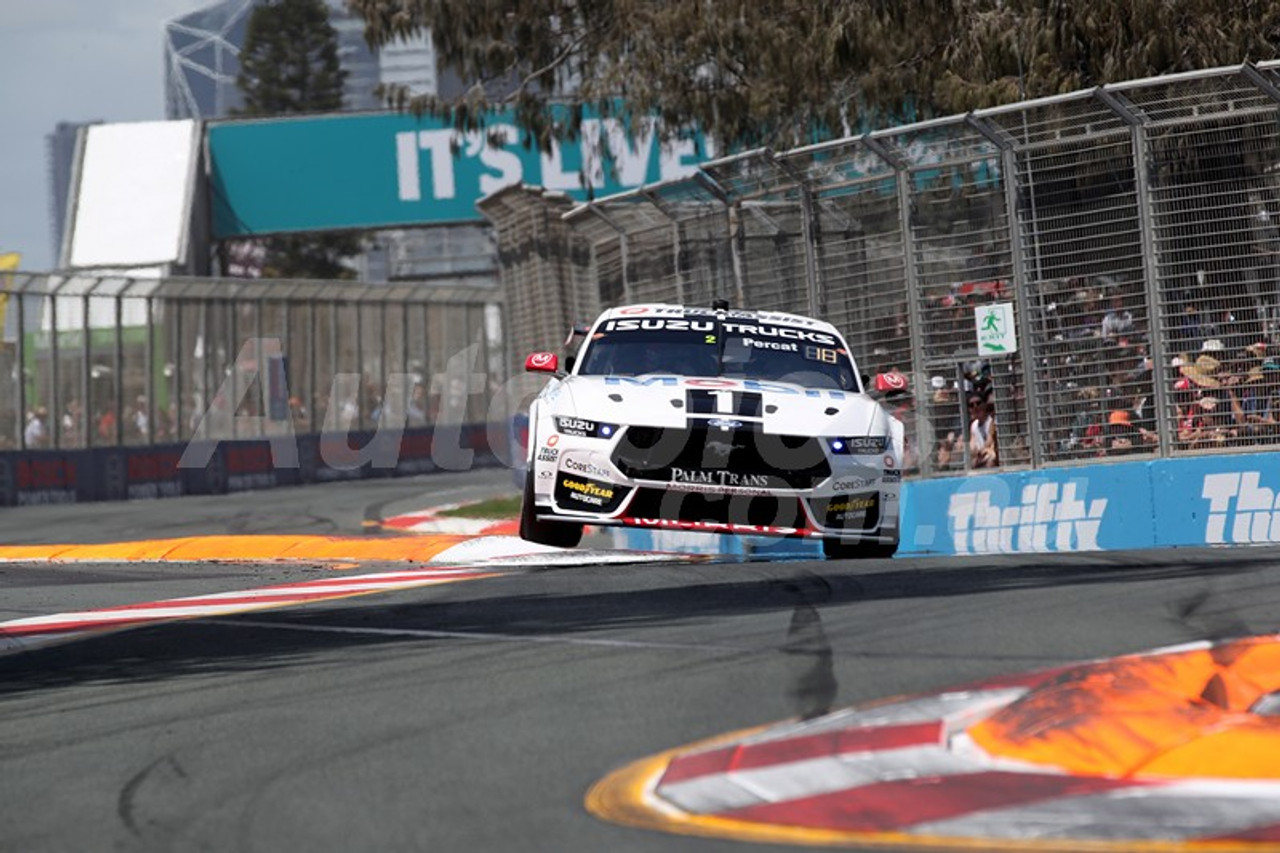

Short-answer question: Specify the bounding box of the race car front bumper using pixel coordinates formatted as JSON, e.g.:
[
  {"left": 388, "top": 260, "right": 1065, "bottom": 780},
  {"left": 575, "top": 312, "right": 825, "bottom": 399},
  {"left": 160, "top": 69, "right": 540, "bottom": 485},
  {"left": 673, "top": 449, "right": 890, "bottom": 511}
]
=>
[{"left": 530, "top": 423, "right": 900, "bottom": 543}]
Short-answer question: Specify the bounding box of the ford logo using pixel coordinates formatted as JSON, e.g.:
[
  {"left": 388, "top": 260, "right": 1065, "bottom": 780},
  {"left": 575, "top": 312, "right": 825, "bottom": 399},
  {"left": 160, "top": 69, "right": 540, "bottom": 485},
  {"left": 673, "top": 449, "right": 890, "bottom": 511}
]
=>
[{"left": 707, "top": 418, "right": 743, "bottom": 430}]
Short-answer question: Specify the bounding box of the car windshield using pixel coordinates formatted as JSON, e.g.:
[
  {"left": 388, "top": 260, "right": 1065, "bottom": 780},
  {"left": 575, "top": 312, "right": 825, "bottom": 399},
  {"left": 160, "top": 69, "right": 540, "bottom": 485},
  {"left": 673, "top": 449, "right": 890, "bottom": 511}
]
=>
[{"left": 575, "top": 314, "right": 858, "bottom": 391}]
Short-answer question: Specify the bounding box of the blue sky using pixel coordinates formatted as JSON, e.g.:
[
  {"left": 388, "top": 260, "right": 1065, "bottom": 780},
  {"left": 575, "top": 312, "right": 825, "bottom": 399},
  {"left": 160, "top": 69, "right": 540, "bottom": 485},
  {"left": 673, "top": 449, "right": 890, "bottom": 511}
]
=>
[{"left": 0, "top": 0, "right": 211, "bottom": 270}]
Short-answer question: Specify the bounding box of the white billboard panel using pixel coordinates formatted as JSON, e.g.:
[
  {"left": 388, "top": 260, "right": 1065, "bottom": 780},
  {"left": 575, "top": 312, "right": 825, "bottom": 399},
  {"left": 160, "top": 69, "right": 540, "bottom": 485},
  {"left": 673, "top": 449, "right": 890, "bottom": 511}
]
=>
[{"left": 67, "top": 120, "right": 198, "bottom": 269}]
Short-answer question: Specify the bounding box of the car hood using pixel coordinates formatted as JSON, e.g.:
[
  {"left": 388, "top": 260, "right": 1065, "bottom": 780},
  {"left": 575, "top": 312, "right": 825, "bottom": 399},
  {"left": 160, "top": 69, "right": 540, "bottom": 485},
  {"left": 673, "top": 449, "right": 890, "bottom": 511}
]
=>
[{"left": 551, "top": 375, "right": 889, "bottom": 436}]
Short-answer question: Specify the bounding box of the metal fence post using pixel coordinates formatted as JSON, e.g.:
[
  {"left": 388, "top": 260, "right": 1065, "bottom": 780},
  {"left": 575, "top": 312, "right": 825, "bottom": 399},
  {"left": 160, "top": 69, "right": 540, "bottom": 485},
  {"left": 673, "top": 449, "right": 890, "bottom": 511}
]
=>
[
  {"left": 48, "top": 289, "right": 59, "bottom": 449},
  {"left": 968, "top": 114, "right": 1045, "bottom": 468},
  {"left": 641, "top": 188, "right": 687, "bottom": 306},
  {"left": 1095, "top": 86, "right": 1173, "bottom": 457},
  {"left": 255, "top": 297, "right": 265, "bottom": 437},
  {"left": 113, "top": 293, "right": 124, "bottom": 446},
  {"left": 145, "top": 296, "right": 155, "bottom": 444},
  {"left": 785, "top": 162, "right": 823, "bottom": 318},
  {"left": 174, "top": 298, "right": 184, "bottom": 442},
  {"left": 862, "top": 136, "right": 935, "bottom": 475},
  {"left": 80, "top": 291, "right": 91, "bottom": 449},
  {"left": 691, "top": 172, "right": 744, "bottom": 307},
  {"left": 588, "top": 207, "right": 631, "bottom": 304},
  {"left": 15, "top": 284, "right": 27, "bottom": 449}
]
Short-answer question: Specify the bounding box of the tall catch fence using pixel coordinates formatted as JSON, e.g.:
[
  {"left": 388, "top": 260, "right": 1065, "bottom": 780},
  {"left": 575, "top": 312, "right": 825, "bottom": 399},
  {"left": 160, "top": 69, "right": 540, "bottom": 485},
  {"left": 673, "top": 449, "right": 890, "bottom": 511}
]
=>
[
  {"left": 482, "top": 62, "right": 1280, "bottom": 479},
  {"left": 1, "top": 272, "right": 505, "bottom": 454}
]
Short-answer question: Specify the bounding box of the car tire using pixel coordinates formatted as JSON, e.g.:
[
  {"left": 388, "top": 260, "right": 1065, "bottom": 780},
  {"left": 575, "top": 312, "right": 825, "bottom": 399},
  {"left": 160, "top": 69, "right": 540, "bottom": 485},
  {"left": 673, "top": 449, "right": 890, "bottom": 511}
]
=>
[
  {"left": 822, "top": 537, "right": 898, "bottom": 560},
  {"left": 519, "top": 469, "right": 584, "bottom": 548}
]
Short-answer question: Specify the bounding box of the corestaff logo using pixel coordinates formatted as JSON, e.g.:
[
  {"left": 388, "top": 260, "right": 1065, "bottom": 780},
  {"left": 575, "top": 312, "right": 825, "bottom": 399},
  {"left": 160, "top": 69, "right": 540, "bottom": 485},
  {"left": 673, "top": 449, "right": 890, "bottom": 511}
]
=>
[{"left": 1202, "top": 472, "right": 1280, "bottom": 544}]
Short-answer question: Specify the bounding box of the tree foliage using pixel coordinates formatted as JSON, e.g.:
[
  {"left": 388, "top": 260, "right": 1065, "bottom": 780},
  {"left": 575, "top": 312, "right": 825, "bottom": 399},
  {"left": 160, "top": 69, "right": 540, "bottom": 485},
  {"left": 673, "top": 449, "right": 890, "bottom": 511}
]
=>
[
  {"left": 350, "top": 0, "right": 1280, "bottom": 152},
  {"left": 236, "top": 0, "right": 348, "bottom": 115},
  {"left": 233, "top": 0, "right": 359, "bottom": 279}
]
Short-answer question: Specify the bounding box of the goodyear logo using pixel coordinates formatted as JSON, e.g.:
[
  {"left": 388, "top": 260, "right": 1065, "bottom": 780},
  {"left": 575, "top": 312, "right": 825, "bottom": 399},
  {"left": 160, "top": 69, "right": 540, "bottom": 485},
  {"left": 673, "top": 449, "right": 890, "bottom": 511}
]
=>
[
  {"left": 560, "top": 478, "right": 615, "bottom": 500},
  {"left": 827, "top": 496, "right": 876, "bottom": 514}
]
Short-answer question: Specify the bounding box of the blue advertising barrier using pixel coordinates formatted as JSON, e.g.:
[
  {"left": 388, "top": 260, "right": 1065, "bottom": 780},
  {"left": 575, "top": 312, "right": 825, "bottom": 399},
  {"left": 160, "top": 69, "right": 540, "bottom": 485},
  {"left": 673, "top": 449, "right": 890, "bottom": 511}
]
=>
[
  {"left": 1149, "top": 454, "right": 1280, "bottom": 548},
  {"left": 899, "top": 451, "right": 1280, "bottom": 555}
]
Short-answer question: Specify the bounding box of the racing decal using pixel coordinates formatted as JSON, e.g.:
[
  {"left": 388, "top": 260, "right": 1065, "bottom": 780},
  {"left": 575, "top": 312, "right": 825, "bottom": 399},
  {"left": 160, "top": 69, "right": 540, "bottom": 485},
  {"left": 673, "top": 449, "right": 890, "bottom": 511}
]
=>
[
  {"left": 600, "top": 317, "right": 837, "bottom": 345},
  {"left": 664, "top": 480, "right": 773, "bottom": 497},
  {"left": 560, "top": 455, "right": 614, "bottom": 480},
  {"left": 553, "top": 416, "right": 616, "bottom": 439},
  {"left": 882, "top": 469, "right": 902, "bottom": 483},
  {"left": 670, "top": 468, "right": 771, "bottom": 490},
  {"left": 687, "top": 390, "right": 763, "bottom": 416},
  {"left": 723, "top": 323, "right": 836, "bottom": 345},
  {"left": 831, "top": 475, "right": 877, "bottom": 491},
  {"left": 743, "top": 338, "right": 798, "bottom": 352},
  {"left": 814, "top": 492, "right": 880, "bottom": 531},
  {"left": 802, "top": 345, "right": 838, "bottom": 363},
  {"left": 536, "top": 447, "right": 559, "bottom": 463},
  {"left": 545, "top": 434, "right": 559, "bottom": 447},
  {"left": 555, "top": 416, "right": 597, "bottom": 436},
  {"left": 554, "top": 474, "right": 629, "bottom": 513},
  {"left": 622, "top": 518, "right": 815, "bottom": 537},
  {"left": 603, "top": 319, "right": 716, "bottom": 332},
  {"left": 608, "top": 306, "right": 826, "bottom": 328},
  {"left": 605, "top": 376, "right": 674, "bottom": 387},
  {"left": 842, "top": 436, "right": 889, "bottom": 454}
]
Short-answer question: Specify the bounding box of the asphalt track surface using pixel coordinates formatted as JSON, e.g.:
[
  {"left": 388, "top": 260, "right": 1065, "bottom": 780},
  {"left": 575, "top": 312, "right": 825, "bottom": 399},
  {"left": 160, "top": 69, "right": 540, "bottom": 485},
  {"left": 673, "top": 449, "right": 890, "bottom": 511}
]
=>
[{"left": 2, "top": 469, "right": 1279, "bottom": 852}]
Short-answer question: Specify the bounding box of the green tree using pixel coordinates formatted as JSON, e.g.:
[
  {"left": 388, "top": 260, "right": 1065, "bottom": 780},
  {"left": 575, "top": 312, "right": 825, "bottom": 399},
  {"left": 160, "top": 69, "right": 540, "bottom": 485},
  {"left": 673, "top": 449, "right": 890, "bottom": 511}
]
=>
[
  {"left": 232, "top": 0, "right": 360, "bottom": 280},
  {"left": 349, "top": 0, "right": 1280, "bottom": 153}
]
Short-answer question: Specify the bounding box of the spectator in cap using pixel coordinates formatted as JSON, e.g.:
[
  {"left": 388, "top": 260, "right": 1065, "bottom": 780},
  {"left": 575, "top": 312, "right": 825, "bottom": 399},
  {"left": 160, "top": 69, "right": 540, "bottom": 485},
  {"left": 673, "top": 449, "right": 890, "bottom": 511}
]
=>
[{"left": 1103, "top": 401, "right": 1139, "bottom": 455}]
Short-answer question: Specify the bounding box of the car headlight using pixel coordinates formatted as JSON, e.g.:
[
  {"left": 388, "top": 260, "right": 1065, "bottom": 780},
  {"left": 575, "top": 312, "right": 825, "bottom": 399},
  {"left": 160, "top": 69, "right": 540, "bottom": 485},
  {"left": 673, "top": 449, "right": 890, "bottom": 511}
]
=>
[{"left": 554, "top": 416, "right": 618, "bottom": 439}]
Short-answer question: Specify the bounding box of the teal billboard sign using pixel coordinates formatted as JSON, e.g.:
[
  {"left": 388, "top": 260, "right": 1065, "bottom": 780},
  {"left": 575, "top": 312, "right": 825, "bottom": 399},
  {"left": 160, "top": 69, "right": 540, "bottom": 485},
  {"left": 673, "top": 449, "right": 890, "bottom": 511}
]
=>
[{"left": 208, "top": 109, "right": 715, "bottom": 238}]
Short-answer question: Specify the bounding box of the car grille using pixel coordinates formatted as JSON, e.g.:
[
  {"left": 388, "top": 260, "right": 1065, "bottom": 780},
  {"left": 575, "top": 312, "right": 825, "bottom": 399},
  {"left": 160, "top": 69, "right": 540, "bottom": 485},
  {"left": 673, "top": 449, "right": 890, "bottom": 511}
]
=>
[{"left": 612, "top": 424, "right": 830, "bottom": 489}]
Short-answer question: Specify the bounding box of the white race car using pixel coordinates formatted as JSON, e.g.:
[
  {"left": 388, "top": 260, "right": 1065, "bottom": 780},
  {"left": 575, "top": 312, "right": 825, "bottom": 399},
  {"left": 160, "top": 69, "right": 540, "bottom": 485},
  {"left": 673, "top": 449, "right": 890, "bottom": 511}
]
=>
[{"left": 519, "top": 302, "right": 905, "bottom": 559}]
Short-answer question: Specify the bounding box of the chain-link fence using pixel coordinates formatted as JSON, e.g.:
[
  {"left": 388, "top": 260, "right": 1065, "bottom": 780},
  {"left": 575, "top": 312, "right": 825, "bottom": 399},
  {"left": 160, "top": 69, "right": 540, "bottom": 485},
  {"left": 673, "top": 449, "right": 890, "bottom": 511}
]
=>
[
  {"left": 1, "top": 272, "right": 505, "bottom": 453},
  {"left": 484, "top": 62, "right": 1280, "bottom": 479}
]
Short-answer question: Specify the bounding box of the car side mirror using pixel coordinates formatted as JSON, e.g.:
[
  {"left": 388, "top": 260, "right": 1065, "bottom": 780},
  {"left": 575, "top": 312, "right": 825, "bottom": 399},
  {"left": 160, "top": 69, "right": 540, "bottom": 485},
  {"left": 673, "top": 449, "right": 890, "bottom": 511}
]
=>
[
  {"left": 525, "top": 351, "right": 561, "bottom": 375},
  {"left": 871, "top": 372, "right": 910, "bottom": 398}
]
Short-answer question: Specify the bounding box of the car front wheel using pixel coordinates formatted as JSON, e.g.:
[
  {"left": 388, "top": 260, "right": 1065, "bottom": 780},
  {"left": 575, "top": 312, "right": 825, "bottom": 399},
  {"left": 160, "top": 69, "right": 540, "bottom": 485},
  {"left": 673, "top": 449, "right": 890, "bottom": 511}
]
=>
[{"left": 518, "top": 469, "right": 584, "bottom": 548}]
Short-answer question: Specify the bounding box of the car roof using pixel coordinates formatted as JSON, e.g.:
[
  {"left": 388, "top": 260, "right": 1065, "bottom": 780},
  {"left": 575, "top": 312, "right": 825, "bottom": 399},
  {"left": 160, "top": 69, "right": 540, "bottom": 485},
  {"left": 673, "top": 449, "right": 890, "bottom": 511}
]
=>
[{"left": 596, "top": 303, "right": 841, "bottom": 335}]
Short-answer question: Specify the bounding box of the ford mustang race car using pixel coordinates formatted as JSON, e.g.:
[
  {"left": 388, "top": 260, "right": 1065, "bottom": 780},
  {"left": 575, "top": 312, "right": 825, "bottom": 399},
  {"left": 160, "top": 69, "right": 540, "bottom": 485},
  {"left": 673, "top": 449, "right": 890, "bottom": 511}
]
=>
[{"left": 518, "top": 302, "right": 905, "bottom": 559}]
